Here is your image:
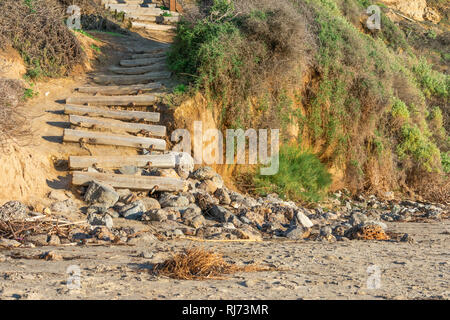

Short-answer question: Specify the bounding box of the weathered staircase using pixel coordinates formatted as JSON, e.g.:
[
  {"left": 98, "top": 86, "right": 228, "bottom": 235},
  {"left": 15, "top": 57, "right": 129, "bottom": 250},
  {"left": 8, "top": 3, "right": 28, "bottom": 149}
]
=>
[
  {"left": 101, "top": 0, "right": 180, "bottom": 32},
  {"left": 63, "top": 33, "right": 187, "bottom": 192}
]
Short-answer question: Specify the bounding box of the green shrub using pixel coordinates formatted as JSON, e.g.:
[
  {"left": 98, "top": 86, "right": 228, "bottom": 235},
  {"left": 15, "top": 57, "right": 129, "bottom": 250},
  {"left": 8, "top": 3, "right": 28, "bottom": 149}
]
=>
[
  {"left": 391, "top": 98, "right": 410, "bottom": 120},
  {"left": 412, "top": 58, "right": 449, "bottom": 99},
  {"left": 397, "top": 123, "right": 441, "bottom": 172},
  {"left": 442, "top": 152, "right": 450, "bottom": 174},
  {"left": 253, "top": 145, "right": 332, "bottom": 202}
]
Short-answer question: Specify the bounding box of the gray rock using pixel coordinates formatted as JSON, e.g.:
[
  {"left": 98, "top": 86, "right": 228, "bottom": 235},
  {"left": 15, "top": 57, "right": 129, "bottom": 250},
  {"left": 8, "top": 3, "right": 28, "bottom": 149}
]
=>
[
  {"left": 181, "top": 206, "right": 202, "bottom": 220},
  {"left": 26, "top": 234, "right": 48, "bottom": 246},
  {"left": 292, "top": 210, "right": 314, "bottom": 228},
  {"left": 284, "top": 225, "right": 308, "bottom": 240},
  {"left": 180, "top": 192, "right": 196, "bottom": 204},
  {"left": 84, "top": 181, "right": 119, "bottom": 208},
  {"left": 207, "top": 205, "right": 229, "bottom": 222},
  {"left": 0, "top": 201, "right": 29, "bottom": 221},
  {"left": 50, "top": 199, "right": 77, "bottom": 214},
  {"left": 120, "top": 200, "right": 146, "bottom": 220},
  {"left": 349, "top": 212, "right": 368, "bottom": 226},
  {"left": 116, "top": 189, "right": 133, "bottom": 203},
  {"left": 141, "top": 197, "right": 161, "bottom": 211},
  {"left": 194, "top": 191, "right": 218, "bottom": 211},
  {"left": 189, "top": 215, "right": 206, "bottom": 228},
  {"left": 47, "top": 235, "right": 61, "bottom": 246},
  {"left": 87, "top": 213, "right": 113, "bottom": 229},
  {"left": 171, "top": 152, "right": 194, "bottom": 179},
  {"left": 192, "top": 166, "right": 216, "bottom": 180},
  {"left": 159, "top": 194, "right": 190, "bottom": 208},
  {"left": 145, "top": 209, "right": 168, "bottom": 222},
  {"left": 320, "top": 226, "right": 333, "bottom": 237},
  {"left": 198, "top": 179, "right": 220, "bottom": 193}
]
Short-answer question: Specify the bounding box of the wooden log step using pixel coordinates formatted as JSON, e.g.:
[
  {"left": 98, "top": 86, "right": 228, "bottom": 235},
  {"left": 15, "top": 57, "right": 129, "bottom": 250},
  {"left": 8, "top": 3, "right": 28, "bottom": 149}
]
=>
[
  {"left": 64, "top": 105, "right": 160, "bottom": 122},
  {"left": 130, "top": 52, "right": 167, "bottom": 60},
  {"left": 72, "top": 171, "right": 185, "bottom": 192},
  {"left": 120, "top": 56, "right": 166, "bottom": 67},
  {"left": 109, "top": 63, "right": 167, "bottom": 75},
  {"left": 69, "top": 115, "right": 166, "bottom": 136},
  {"left": 131, "top": 21, "right": 176, "bottom": 32},
  {"left": 93, "top": 71, "right": 171, "bottom": 85},
  {"left": 63, "top": 129, "right": 166, "bottom": 150},
  {"left": 69, "top": 154, "right": 176, "bottom": 169},
  {"left": 131, "top": 46, "right": 169, "bottom": 54},
  {"left": 66, "top": 95, "right": 157, "bottom": 106},
  {"left": 76, "top": 83, "right": 162, "bottom": 95}
]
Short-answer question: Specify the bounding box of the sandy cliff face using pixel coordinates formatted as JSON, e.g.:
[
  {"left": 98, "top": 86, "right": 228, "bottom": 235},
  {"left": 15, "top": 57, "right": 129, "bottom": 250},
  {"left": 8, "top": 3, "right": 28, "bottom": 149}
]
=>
[{"left": 380, "top": 0, "right": 441, "bottom": 23}]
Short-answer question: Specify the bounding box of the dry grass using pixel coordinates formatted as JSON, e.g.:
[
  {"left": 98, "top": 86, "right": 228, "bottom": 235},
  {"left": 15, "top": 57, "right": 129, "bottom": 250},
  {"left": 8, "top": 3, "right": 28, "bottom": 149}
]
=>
[
  {"left": 0, "top": 0, "right": 85, "bottom": 78},
  {"left": 154, "top": 248, "right": 275, "bottom": 280}
]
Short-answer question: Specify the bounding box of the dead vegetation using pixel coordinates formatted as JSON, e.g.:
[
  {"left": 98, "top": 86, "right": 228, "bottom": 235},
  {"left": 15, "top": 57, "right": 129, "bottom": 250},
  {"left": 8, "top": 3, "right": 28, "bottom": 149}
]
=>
[
  {"left": 0, "top": 0, "right": 85, "bottom": 78},
  {"left": 154, "top": 248, "right": 275, "bottom": 280}
]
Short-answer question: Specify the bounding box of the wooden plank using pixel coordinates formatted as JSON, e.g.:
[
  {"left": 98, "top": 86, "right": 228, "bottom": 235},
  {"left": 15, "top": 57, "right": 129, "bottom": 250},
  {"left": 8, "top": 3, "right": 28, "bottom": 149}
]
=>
[
  {"left": 120, "top": 56, "right": 166, "bottom": 67},
  {"left": 69, "top": 115, "right": 166, "bottom": 136},
  {"left": 69, "top": 154, "right": 176, "bottom": 169},
  {"left": 131, "top": 21, "right": 176, "bottom": 31},
  {"left": 66, "top": 95, "right": 156, "bottom": 106},
  {"left": 76, "top": 83, "right": 162, "bottom": 95},
  {"left": 109, "top": 63, "right": 167, "bottom": 75},
  {"left": 72, "top": 171, "right": 185, "bottom": 192},
  {"left": 93, "top": 71, "right": 171, "bottom": 85},
  {"left": 63, "top": 129, "right": 166, "bottom": 150},
  {"left": 64, "top": 105, "right": 160, "bottom": 122}
]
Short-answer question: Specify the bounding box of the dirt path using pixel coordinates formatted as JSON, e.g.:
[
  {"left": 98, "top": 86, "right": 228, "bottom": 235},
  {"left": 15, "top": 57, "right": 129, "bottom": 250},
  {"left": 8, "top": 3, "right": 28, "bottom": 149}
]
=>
[{"left": 0, "top": 221, "right": 448, "bottom": 300}]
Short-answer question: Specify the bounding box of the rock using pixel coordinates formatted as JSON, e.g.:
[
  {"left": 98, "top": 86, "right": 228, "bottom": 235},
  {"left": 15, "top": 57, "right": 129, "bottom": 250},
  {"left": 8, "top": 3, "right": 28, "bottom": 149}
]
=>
[
  {"left": 159, "top": 194, "right": 189, "bottom": 208},
  {"left": 349, "top": 212, "right": 368, "bottom": 226},
  {"left": 119, "top": 165, "right": 139, "bottom": 175},
  {"left": 284, "top": 225, "right": 310, "bottom": 240},
  {"left": 127, "top": 233, "right": 158, "bottom": 245},
  {"left": 141, "top": 197, "right": 161, "bottom": 211},
  {"left": 198, "top": 179, "right": 219, "bottom": 194},
  {"left": 400, "top": 233, "right": 415, "bottom": 243},
  {"left": 214, "top": 188, "right": 231, "bottom": 205},
  {"left": 26, "top": 234, "right": 48, "bottom": 246},
  {"left": 47, "top": 235, "right": 61, "bottom": 246},
  {"left": 91, "top": 226, "right": 115, "bottom": 241},
  {"left": 293, "top": 210, "right": 314, "bottom": 228},
  {"left": 191, "top": 166, "right": 216, "bottom": 180},
  {"left": 189, "top": 215, "right": 206, "bottom": 228},
  {"left": 116, "top": 189, "right": 133, "bottom": 203},
  {"left": 165, "top": 208, "right": 181, "bottom": 221},
  {"left": 424, "top": 6, "right": 441, "bottom": 24},
  {"left": 120, "top": 200, "right": 146, "bottom": 220},
  {"left": 47, "top": 190, "right": 68, "bottom": 202},
  {"left": 144, "top": 209, "right": 168, "bottom": 222},
  {"left": 0, "top": 238, "right": 21, "bottom": 247},
  {"left": 181, "top": 206, "right": 202, "bottom": 220},
  {"left": 0, "top": 201, "right": 29, "bottom": 221},
  {"left": 148, "top": 168, "right": 180, "bottom": 179},
  {"left": 222, "top": 222, "right": 236, "bottom": 229},
  {"left": 194, "top": 192, "right": 218, "bottom": 211},
  {"left": 84, "top": 181, "right": 119, "bottom": 208},
  {"left": 50, "top": 199, "right": 77, "bottom": 214},
  {"left": 207, "top": 205, "right": 229, "bottom": 222},
  {"left": 87, "top": 213, "right": 114, "bottom": 229},
  {"left": 232, "top": 227, "right": 262, "bottom": 241},
  {"left": 320, "top": 226, "right": 333, "bottom": 237},
  {"left": 171, "top": 152, "right": 194, "bottom": 179},
  {"left": 180, "top": 192, "right": 196, "bottom": 204},
  {"left": 40, "top": 251, "right": 63, "bottom": 261}
]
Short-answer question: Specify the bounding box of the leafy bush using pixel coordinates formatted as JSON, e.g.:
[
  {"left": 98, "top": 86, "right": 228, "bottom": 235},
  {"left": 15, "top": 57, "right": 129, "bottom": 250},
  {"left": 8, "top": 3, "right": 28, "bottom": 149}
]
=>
[
  {"left": 391, "top": 98, "right": 410, "bottom": 121},
  {"left": 412, "top": 58, "right": 449, "bottom": 99},
  {"left": 253, "top": 145, "right": 332, "bottom": 202},
  {"left": 397, "top": 123, "right": 441, "bottom": 172}
]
